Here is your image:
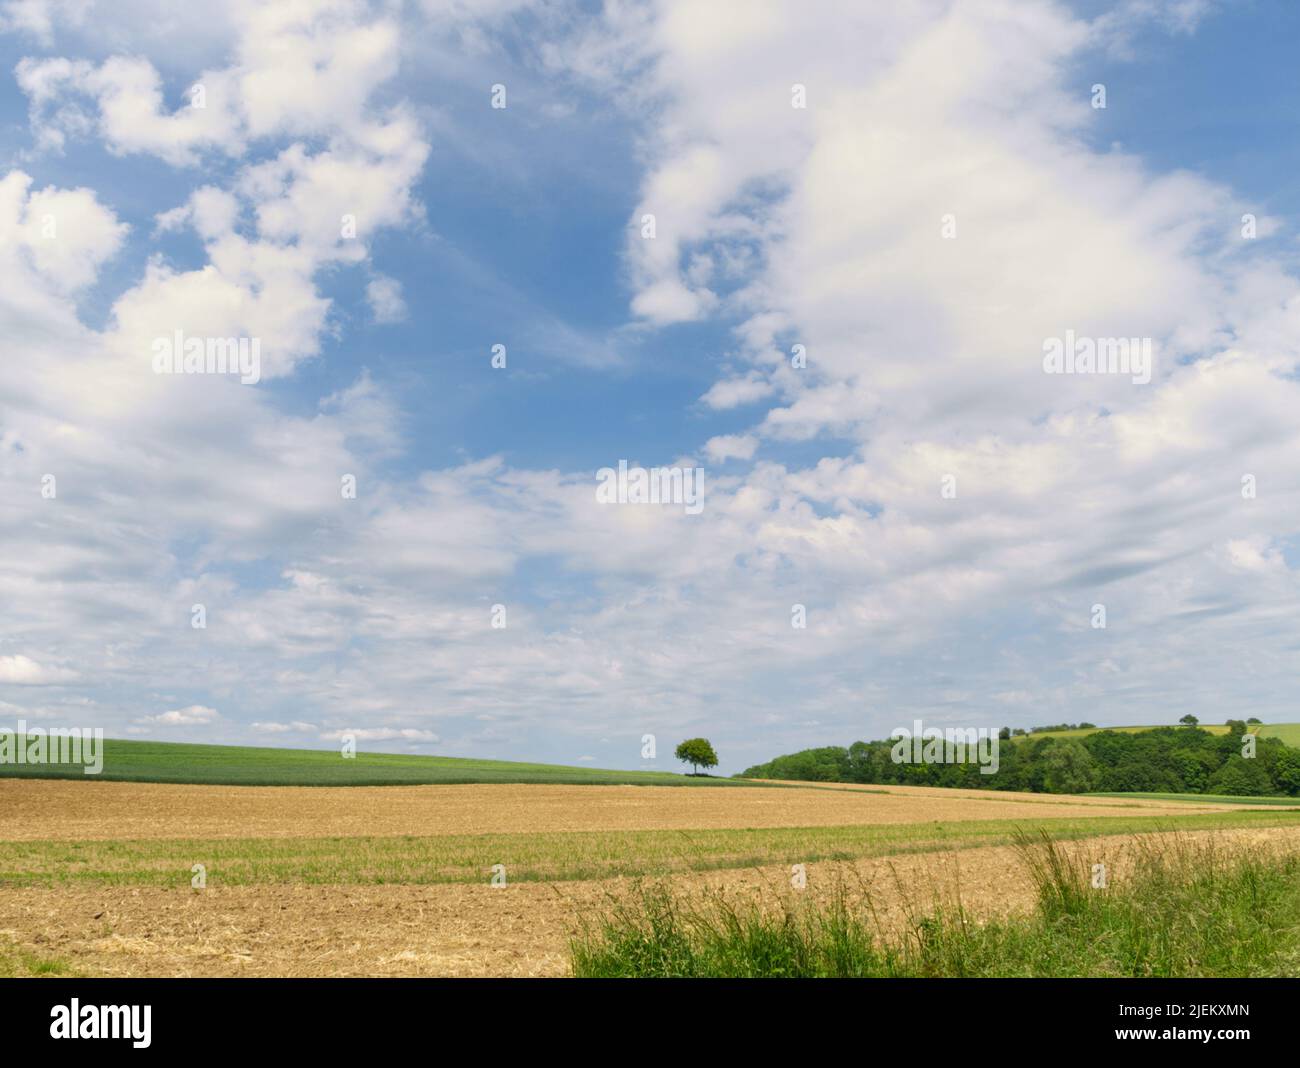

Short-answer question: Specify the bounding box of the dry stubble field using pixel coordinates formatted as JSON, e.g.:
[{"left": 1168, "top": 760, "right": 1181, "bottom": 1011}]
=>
[{"left": 2, "top": 778, "right": 1298, "bottom": 976}]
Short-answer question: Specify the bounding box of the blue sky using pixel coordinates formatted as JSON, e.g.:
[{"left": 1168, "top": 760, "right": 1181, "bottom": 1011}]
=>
[{"left": 1, "top": 0, "right": 1298, "bottom": 775}]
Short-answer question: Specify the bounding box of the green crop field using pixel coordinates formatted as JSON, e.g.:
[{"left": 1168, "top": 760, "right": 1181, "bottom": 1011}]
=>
[
  {"left": 1259, "top": 724, "right": 1300, "bottom": 746},
  {"left": 0, "top": 737, "right": 752, "bottom": 788}
]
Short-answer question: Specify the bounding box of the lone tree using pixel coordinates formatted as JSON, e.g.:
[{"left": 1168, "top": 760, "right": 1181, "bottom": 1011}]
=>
[
  {"left": 675, "top": 738, "right": 719, "bottom": 776},
  {"left": 1179, "top": 714, "right": 1199, "bottom": 727}
]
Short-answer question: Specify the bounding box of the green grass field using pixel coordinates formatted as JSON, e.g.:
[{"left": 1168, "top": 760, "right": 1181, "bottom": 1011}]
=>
[
  {"left": 1090, "top": 790, "right": 1300, "bottom": 806},
  {"left": 0, "top": 737, "right": 749, "bottom": 788},
  {"left": 1017, "top": 722, "right": 1300, "bottom": 743},
  {"left": 4, "top": 809, "right": 1299, "bottom": 889},
  {"left": 1258, "top": 724, "right": 1300, "bottom": 746}
]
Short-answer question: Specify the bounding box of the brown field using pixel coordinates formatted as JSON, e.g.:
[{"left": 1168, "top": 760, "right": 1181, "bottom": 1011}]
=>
[
  {"left": 5, "top": 825, "right": 1300, "bottom": 977},
  {"left": 0, "top": 778, "right": 1261, "bottom": 841},
  {"left": 2, "top": 778, "right": 1298, "bottom": 977}
]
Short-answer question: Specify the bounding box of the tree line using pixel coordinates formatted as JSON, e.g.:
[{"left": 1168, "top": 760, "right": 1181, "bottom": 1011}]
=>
[{"left": 739, "top": 721, "right": 1300, "bottom": 796}]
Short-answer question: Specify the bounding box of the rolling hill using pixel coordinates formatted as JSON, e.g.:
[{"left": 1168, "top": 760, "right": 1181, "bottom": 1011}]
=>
[
  {"left": 0, "top": 737, "right": 751, "bottom": 787},
  {"left": 1013, "top": 723, "right": 1248, "bottom": 741}
]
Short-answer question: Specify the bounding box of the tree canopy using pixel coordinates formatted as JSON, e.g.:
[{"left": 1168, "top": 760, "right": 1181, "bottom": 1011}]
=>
[
  {"left": 741, "top": 726, "right": 1299, "bottom": 797},
  {"left": 675, "top": 738, "right": 719, "bottom": 775}
]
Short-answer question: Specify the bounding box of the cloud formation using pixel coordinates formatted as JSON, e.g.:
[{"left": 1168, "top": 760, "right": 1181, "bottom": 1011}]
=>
[{"left": 1, "top": 0, "right": 1296, "bottom": 774}]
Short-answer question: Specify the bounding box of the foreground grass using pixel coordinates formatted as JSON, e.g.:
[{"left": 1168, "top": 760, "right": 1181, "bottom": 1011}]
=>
[
  {"left": 571, "top": 831, "right": 1300, "bottom": 977},
  {"left": 0, "top": 737, "right": 750, "bottom": 788},
  {"left": 3, "top": 810, "right": 1299, "bottom": 889}
]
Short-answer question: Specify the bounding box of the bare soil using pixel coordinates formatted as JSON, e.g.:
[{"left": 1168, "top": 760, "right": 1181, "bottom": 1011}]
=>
[
  {"left": 4, "top": 825, "right": 1298, "bottom": 977},
  {"left": 0, "top": 778, "right": 1258, "bottom": 841}
]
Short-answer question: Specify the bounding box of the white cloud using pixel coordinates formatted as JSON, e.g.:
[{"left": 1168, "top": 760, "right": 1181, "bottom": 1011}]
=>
[
  {"left": 143, "top": 705, "right": 221, "bottom": 726},
  {"left": 701, "top": 373, "right": 775, "bottom": 410},
  {"left": 3, "top": 0, "right": 1299, "bottom": 775},
  {"left": 366, "top": 275, "right": 407, "bottom": 324},
  {"left": 319, "top": 727, "right": 439, "bottom": 743},
  {"left": 0, "top": 170, "right": 127, "bottom": 290},
  {"left": 704, "top": 434, "right": 758, "bottom": 463},
  {"left": 16, "top": 55, "right": 242, "bottom": 165},
  {"left": 0, "top": 654, "right": 75, "bottom": 684},
  {"left": 251, "top": 720, "right": 318, "bottom": 734},
  {"left": 0, "top": 0, "right": 90, "bottom": 46},
  {"left": 14, "top": 1, "right": 412, "bottom": 165}
]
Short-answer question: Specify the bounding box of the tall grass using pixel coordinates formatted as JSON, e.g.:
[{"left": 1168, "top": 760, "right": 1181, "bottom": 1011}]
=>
[{"left": 570, "top": 831, "right": 1300, "bottom": 977}]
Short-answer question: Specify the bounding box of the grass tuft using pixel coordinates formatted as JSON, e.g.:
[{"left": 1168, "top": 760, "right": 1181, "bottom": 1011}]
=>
[{"left": 0, "top": 936, "right": 76, "bottom": 978}]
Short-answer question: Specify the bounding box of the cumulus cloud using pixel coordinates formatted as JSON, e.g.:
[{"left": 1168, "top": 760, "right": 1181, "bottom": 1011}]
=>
[
  {"left": 700, "top": 373, "right": 775, "bottom": 410},
  {"left": 2, "top": 0, "right": 1298, "bottom": 775},
  {"left": 0, "top": 654, "right": 75, "bottom": 684},
  {"left": 704, "top": 434, "right": 758, "bottom": 463},
  {"left": 14, "top": 1, "right": 409, "bottom": 165},
  {"left": 250, "top": 720, "right": 318, "bottom": 734},
  {"left": 142, "top": 705, "right": 221, "bottom": 726},
  {"left": 0, "top": 170, "right": 126, "bottom": 290}
]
